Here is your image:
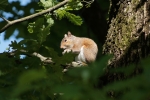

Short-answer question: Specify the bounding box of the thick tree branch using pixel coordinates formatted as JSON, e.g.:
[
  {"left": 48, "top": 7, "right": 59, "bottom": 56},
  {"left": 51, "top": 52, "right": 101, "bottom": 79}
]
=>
[{"left": 0, "top": 0, "right": 69, "bottom": 33}]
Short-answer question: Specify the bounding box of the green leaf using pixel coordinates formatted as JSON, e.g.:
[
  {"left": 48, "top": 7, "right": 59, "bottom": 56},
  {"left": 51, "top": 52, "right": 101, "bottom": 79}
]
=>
[
  {"left": 27, "top": 22, "right": 35, "bottom": 33},
  {"left": 12, "top": 69, "right": 46, "bottom": 97},
  {"left": 0, "top": 0, "right": 8, "bottom": 11},
  {"left": 27, "top": 17, "right": 51, "bottom": 44},
  {"left": 55, "top": 9, "right": 82, "bottom": 26},
  {"left": 47, "top": 17, "right": 54, "bottom": 25},
  {"left": 59, "top": 52, "right": 76, "bottom": 65},
  {"left": 55, "top": 9, "right": 66, "bottom": 20},
  {"left": 37, "top": 24, "right": 50, "bottom": 44},
  {"left": 27, "top": 18, "right": 44, "bottom": 34},
  {"left": 9, "top": 40, "right": 23, "bottom": 50},
  {"left": 44, "top": 46, "right": 59, "bottom": 58},
  {"left": 18, "top": 39, "right": 39, "bottom": 51},
  {"left": 40, "top": 0, "right": 55, "bottom": 8},
  {"left": 66, "top": 0, "right": 83, "bottom": 10},
  {"left": 45, "top": 14, "right": 54, "bottom": 25},
  {"left": 65, "top": 12, "right": 82, "bottom": 26}
]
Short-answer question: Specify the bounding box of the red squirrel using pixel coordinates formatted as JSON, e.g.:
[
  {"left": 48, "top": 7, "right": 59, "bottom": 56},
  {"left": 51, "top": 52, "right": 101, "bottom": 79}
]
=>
[{"left": 60, "top": 31, "right": 98, "bottom": 64}]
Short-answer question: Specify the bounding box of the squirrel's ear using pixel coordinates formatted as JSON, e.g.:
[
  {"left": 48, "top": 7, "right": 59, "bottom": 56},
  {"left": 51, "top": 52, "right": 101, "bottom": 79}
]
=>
[
  {"left": 68, "top": 31, "right": 72, "bottom": 37},
  {"left": 64, "top": 34, "right": 67, "bottom": 37}
]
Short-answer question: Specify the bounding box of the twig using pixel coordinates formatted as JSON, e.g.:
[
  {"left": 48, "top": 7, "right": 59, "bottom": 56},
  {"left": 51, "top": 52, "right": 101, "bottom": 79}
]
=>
[
  {"left": 81, "top": 0, "right": 94, "bottom": 4},
  {"left": 81, "top": 0, "right": 94, "bottom": 7},
  {"left": 0, "top": 15, "right": 10, "bottom": 23},
  {"left": 0, "top": 0, "right": 69, "bottom": 33}
]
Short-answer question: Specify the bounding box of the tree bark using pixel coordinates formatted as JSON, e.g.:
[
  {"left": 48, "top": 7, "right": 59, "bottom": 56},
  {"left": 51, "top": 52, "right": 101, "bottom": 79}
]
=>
[{"left": 103, "top": 0, "right": 150, "bottom": 68}]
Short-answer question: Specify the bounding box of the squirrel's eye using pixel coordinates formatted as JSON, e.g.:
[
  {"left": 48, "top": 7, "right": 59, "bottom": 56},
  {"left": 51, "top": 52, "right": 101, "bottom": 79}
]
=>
[{"left": 64, "top": 39, "right": 67, "bottom": 42}]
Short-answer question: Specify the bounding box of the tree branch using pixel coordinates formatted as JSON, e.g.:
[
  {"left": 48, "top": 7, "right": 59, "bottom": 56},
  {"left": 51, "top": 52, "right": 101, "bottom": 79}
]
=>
[
  {"left": 2, "top": 49, "right": 86, "bottom": 72},
  {"left": 7, "top": 50, "right": 53, "bottom": 64},
  {"left": 32, "top": 52, "right": 52, "bottom": 63},
  {"left": 0, "top": 0, "right": 69, "bottom": 33}
]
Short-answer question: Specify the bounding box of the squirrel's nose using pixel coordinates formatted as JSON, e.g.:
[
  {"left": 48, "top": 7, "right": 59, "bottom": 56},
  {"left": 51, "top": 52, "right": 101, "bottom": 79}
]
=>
[
  {"left": 60, "top": 46, "right": 65, "bottom": 49},
  {"left": 60, "top": 45, "right": 63, "bottom": 49}
]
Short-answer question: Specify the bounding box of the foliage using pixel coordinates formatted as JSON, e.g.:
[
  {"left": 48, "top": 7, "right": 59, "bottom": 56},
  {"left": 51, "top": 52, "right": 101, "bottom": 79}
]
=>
[
  {"left": 0, "top": 50, "right": 150, "bottom": 100},
  {"left": 0, "top": 0, "right": 150, "bottom": 100},
  {"left": 0, "top": 0, "right": 8, "bottom": 12}
]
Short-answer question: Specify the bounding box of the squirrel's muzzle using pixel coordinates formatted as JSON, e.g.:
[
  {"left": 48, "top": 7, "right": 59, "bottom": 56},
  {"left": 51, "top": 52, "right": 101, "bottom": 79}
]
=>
[{"left": 60, "top": 45, "right": 66, "bottom": 50}]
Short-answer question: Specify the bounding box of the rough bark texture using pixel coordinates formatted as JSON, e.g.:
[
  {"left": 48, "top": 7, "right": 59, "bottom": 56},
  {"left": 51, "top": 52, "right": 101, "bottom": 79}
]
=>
[{"left": 103, "top": 0, "right": 150, "bottom": 68}]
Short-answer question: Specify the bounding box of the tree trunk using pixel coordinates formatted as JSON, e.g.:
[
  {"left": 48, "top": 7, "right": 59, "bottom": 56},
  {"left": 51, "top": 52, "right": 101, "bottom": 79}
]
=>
[{"left": 103, "top": 0, "right": 150, "bottom": 68}]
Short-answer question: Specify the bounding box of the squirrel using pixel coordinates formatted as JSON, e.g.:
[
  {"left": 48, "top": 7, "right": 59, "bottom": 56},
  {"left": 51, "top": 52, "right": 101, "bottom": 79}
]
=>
[{"left": 60, "top": 31, "right": 98, "bottom": 64}]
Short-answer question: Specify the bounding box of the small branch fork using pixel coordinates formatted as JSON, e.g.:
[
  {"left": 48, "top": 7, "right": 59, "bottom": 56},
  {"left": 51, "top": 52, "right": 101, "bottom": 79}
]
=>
[
  {"left": 0, "top": 0, "right": 69, "bottom": 33},
  {"left": 0, "top": 15, "right": 10, "bottom": 23}
]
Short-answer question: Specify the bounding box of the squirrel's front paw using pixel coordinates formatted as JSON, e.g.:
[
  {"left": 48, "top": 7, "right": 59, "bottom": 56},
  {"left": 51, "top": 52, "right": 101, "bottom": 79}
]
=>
[
  {"left": 72, "top": 61, "right": 87, "bottom": 67},
  {"left": 62, "top": 49, "right": 71, "bottom": 55}
]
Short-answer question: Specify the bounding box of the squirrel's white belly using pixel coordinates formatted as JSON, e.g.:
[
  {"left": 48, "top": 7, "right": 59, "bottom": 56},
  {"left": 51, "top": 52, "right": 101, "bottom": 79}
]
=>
[{"left": 75, "top": 46, "right": 86, "bottom": 63}]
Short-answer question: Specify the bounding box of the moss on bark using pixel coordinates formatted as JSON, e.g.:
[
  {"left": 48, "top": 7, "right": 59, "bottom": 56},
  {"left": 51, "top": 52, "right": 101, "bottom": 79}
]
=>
[{"left": 103, "top": 0, "right": 150, "bottom": 67}]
